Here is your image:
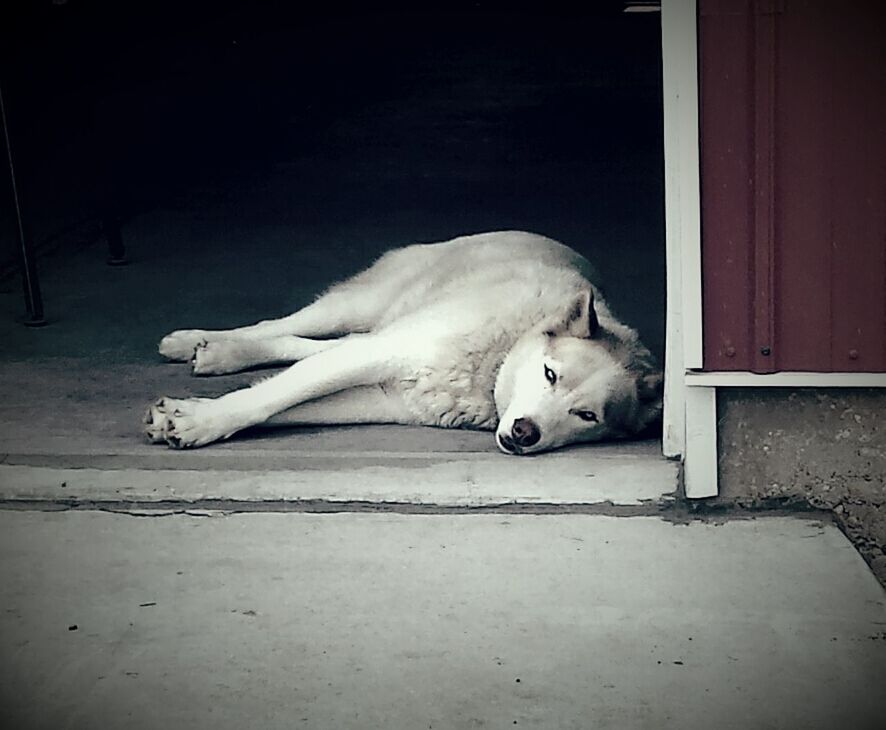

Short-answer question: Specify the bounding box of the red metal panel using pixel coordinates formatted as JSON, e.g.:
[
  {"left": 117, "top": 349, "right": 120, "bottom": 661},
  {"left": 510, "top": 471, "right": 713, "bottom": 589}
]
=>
[
  {"left": 698, "top": 1, "right": 755, "bottom": 369},
  {"left": 826, "top": 3, "right": 886, "bottom": 372},
  {"left": 772, "top": 0, "right": 835, "bottom": 370},
  {"left": 750, "top": 1, "right": 778, "bottom": 373},
  {"left": 699, "top": 0, "right": 886, "bottom": 372}
]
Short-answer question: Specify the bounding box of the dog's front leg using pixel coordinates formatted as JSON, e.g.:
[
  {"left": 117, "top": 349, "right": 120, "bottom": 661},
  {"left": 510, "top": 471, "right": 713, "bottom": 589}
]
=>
[{"left": 147, "top": 335, "right": 403, "bottom": 448}]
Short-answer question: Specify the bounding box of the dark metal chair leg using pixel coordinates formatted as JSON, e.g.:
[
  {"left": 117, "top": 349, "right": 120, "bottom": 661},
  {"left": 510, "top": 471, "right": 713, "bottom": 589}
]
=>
[
  {"left": 103, "top": 214, "right": 127, "bottom": 266},
  {"left": 0, "top": 85, "right": 46, "bottom": 327}
]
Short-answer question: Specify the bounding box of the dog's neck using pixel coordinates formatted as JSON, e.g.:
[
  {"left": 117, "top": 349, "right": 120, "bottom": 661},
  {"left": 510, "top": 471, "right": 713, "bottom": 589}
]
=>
[{"left": 492, "top": 329, "right": 540, "bottom": 419}]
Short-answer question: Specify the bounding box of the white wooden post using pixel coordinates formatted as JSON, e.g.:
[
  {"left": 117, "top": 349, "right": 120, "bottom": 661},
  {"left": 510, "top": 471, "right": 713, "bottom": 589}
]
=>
[{"left": 661, "top": 0, "right": 703, "bottom": 463}]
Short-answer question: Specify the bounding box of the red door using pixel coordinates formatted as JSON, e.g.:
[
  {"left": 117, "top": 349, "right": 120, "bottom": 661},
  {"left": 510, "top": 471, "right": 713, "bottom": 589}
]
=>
[{"left": 698, "top": 0, "right": 886, "bottom": 373}]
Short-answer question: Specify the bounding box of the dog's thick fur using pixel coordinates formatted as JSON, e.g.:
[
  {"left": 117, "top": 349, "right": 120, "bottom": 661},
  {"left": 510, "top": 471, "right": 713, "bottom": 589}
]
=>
[{"left": 145, "top": 231, "right": 662, "bottom": 454}]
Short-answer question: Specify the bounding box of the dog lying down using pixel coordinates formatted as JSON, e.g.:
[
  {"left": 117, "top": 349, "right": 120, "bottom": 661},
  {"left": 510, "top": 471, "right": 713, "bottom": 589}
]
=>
[{"left": 145, "top": 231, "right": 662, "bottom": 455}]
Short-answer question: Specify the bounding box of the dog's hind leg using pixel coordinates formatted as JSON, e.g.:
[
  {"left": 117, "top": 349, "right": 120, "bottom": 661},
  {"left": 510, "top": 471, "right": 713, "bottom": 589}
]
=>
[
  {"left": 190, "top": 333, "right": 366, "bottom": 376},
  {"left": 158, "top": 245, "right": 435, "bottom": 361},
  {"left": 157, "top": 291, "right": 369, "bottom": 362},
  {"left": 149, "top": 333, "right": 407, "bottom": 448}
]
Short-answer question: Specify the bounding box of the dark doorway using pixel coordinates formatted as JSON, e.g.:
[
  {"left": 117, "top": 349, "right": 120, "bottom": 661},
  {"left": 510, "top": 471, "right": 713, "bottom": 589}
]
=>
[{"left": 1, "top": 1, "right": 664, "bottom": 362}]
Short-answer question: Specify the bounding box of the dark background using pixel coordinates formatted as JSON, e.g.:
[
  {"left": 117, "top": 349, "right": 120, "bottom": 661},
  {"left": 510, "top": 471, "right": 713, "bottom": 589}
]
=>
[{"left": 0, "top": 0, "right": 665, "bottom": 360}]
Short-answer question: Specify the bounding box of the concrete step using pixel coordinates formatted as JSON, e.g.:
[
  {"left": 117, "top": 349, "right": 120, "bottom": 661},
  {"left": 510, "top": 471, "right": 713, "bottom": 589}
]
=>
[
  {"left": 0, "top": 359, "right": 677, "bottom": 510},
  {"left": 0, "top": 438, "right": 677, "bottom": 510}
]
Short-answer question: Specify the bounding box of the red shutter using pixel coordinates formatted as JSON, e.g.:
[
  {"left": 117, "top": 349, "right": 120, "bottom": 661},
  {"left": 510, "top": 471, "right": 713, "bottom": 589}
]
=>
[{"left": 698, "top": 0, "right": 886, "bottom": 372}]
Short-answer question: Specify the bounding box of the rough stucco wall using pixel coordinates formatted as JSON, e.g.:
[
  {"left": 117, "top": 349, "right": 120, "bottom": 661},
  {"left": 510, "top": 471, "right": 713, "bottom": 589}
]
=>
[{"left": 716, "top": 389, "right": 886, "bottom": 585}]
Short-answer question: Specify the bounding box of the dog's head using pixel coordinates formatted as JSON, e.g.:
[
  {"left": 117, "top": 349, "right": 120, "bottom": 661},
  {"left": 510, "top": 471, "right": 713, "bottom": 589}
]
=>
[{"left": 493, "top": 289, "right": 662, "bottom": 455}]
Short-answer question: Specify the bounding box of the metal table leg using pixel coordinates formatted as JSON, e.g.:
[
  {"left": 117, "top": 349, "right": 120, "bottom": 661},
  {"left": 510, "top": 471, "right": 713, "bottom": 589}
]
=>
[
  {"left": 103, "top": 214, "right": 127, "bottom": 266},
  {"left": 1, "top": 85, "right": 46, "bottom": 327}
]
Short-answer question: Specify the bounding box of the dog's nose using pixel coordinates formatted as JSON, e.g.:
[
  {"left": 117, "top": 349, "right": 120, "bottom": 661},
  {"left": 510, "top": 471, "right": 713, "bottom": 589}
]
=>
[
  {"left": 497, "top": 431, "right": 517, "bottom": 454},
  {"left": 511, "top": 417, "right": 541, "bottom": 447}
]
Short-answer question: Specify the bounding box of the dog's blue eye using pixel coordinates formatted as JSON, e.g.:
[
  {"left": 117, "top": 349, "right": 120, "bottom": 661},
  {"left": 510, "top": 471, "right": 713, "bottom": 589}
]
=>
[
  {"left": 575, "top": 410, "right": 598, "bottom": 423},
  {"left": 544, "top": 365, "right": 557, "bottom": 385}
]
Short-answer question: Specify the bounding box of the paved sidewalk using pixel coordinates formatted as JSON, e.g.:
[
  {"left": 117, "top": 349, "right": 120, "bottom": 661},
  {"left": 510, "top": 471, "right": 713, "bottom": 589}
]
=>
[{"left": 2, "top": 511, "right": 884, "bottom": 730}]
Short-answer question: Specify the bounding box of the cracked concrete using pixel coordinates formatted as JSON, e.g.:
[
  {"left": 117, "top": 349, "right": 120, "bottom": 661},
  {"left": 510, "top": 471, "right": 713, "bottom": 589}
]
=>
[
  {"left": 0, "top": 448, "right": 677, "bottom": 509},
  {"left": 2, "top": 510, "right": 885, "bottom": 730}
]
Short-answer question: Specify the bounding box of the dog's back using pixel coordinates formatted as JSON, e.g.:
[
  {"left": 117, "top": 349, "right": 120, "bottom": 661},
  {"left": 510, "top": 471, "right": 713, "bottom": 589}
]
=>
[{"left": 337, "top": 231, "right": 605, "bottom": 331}]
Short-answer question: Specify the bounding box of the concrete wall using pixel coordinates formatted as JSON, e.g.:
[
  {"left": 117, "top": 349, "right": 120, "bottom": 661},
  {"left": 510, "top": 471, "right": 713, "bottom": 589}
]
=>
[{"left": 715, "top": 389, "right": 886, "bottom": 585}]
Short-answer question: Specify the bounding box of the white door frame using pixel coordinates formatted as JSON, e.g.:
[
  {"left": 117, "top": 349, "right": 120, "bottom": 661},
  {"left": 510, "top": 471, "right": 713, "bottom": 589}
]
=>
[{"left": 660, "top": 0, "right": 708, "bottom": 493}]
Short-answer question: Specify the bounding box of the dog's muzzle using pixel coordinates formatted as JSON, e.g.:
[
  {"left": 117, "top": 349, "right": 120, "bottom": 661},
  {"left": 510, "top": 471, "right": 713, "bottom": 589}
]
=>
[{"left": 496, "top": 417, "right": 541, "bottom": 455}]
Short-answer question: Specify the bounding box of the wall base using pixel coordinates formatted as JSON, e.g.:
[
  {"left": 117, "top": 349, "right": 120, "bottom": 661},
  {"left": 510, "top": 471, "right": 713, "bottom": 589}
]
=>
[{"left": 715, "top": 388, "right": 886, "bottom": 585}]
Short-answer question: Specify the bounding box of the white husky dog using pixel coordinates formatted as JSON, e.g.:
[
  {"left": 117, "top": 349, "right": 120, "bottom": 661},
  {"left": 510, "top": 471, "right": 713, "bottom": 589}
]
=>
[{"left": 145, "top": 231, "right": 662, "bottom": 455}]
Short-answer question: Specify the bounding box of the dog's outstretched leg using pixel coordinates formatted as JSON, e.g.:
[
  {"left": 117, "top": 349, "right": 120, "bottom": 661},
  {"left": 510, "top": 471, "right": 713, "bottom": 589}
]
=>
[
  {"left": 149, "top": 334, "right": 404, "bottom": 448},
  {"left": 190, "top": 334, "right": 367, "bottom": 376},
  {"left": 157, "top": 294, "right": 377, "bottom": 361},
  {"left": 158, "top": 244, "right": 436, "bottom": 361},
  {"left": 263, "top": 385, "right": 414, "bottom": 427}
]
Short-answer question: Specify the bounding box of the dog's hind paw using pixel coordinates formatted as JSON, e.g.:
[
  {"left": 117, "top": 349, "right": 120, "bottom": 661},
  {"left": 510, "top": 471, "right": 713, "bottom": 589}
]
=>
[
  {"left": 191, "top": 340, "right": 247, "bottom": 376},
  {"left": 159, "top": 330, "right": 209, "bottom": 361}
]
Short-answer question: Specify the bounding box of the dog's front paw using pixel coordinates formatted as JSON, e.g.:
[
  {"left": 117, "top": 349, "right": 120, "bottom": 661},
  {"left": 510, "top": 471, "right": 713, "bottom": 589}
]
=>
[
  {"left": 143, "top": 398, "right": 170, "bottom": 443},
  {"left": 159, "top": 330, "right": 209, "bottom": 361},
  {"left": 155, "top": 396, "right": 239, "bottom": 449}
]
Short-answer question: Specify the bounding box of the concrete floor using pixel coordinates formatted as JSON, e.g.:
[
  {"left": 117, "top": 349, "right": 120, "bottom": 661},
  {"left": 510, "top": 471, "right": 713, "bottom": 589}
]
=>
[
  {"left": 1, "top": 511, "right": 885, "bottom": 730},
  {"left": 0, "top": 352, "right": 676, "bottom": 509},
  {"left": 0, "top": 208, "right": 677, "bottom": 509}
]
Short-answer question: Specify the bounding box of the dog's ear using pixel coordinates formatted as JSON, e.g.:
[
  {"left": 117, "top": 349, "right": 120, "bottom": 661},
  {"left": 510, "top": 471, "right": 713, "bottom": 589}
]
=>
[
  {"left": 562, "top": 289, "right": 601, "bottom": 339},
  {"left": 637, "top": 371, "right": 664, "bottom": 406},
  {"left": 634, "top": 370, "right": 664, "bottom": 433},
  {"left": 637, "top": 371, "right": 664, "bottom": 403}
]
